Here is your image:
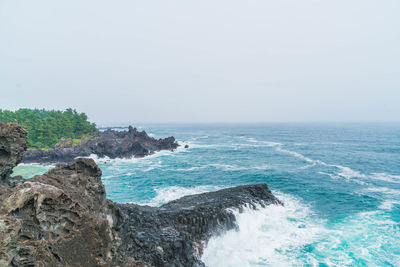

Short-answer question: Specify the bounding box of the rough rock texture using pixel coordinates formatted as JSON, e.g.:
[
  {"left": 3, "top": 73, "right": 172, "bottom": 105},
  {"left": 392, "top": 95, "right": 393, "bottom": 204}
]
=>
[
  {"left": 0, "top": 122, "right": 282, "bottom": 266},
  {"left": 116, "top": 184, "right": 282, "bottom": 266},
  {"left": 0, "top": 157, "right": 119, "bottom": 266},
  {"left": 0, "top": 122, "right": 28, "bottom": 186},
  {"left": 23, "top": 126, "right": 179, "bottom": 164}
]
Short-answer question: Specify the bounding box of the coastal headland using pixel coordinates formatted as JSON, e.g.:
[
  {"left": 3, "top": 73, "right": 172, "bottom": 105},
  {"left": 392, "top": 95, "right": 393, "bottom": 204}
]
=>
[{"left": 0, "top": 122, "right": 282, "bottom": 266}]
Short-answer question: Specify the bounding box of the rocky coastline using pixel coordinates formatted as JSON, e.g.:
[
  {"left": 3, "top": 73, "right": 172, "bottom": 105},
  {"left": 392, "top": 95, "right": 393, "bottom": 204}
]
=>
[
  {"left": 23, "top": 126, "right": 179, "bottom": 164},
  {"left": 0, "top": 122, "right": 282, "bottom": 266}
]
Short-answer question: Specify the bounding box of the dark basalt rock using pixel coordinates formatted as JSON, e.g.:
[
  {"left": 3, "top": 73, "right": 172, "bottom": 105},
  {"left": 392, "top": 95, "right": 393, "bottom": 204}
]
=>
[
  {"left": 115, "top": 184, "right": 282, "bottom": 266},
  {"left": 22, "top": 126, "right": 179, "bottom": 164},
  {"left": 0, "top": 122, "right": 28, "bottom": 186},
  {"left": 0, "top": 122, "right": 283, "bottom": 266}
]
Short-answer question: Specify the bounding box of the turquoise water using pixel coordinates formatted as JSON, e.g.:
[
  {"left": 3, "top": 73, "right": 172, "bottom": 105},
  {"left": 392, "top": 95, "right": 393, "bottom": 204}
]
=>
[
  {"left": 12, "top": 164, "right": 50, "bottom": 178},
  {"left": 23, "top": 123, "right": 400, "bottom": 266}
]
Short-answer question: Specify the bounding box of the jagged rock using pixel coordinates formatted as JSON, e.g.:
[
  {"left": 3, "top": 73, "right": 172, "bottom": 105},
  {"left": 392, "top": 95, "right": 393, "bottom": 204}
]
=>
[
  {"left": 0, "top": 122, "right": 283, "bottom": 266},
  {"left": 22, "top": 126, "right": 179, "bottom": 164},
  {"left": 0, "top": 122, "right": 27, "bottom": 186},
  {"left": 0, "top": 158, "right": 119, "bottom": 267},
  {"left": 116, "top": 184, "right": 282, "bottom": 266}
]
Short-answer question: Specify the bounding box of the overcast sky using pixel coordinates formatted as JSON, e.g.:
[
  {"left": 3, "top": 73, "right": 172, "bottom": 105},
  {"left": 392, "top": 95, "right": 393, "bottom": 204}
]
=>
[{"left": 1, "top": 0, "right": 399, "bottom": 124}]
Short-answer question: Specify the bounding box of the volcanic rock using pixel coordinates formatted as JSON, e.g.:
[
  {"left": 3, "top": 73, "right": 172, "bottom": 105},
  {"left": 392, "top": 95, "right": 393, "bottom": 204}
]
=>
[
  {"left": 23, "top": 126, "right": 179, "bottom": 164},
  {"left": 0, "top": 122, "right": 27, "bottom": 186},
  {"left": 0, "top": 122, "right": 282, "bottom": 266}
]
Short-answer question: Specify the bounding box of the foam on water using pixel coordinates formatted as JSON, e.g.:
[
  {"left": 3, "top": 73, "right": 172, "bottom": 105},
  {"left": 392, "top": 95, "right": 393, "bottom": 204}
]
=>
[
  {"left": 86, "top": 144, "right": 188, "bottom": 164},
  {"left": 363, "top": 186, "right": 400, "bottom": 210},
  {"left": 202, "top": 192, "right": 400, "bottom": 266},
  {"left": 94, "top": 123, "right": 400, "bottom": 265},
  {"left": 246, "top": 137, "right": 281, "bottom": 147},
  {"left": 317, "top": 171, "right": 367, "bottom": 186},
  {"left": 334, "top": 165, "right": 366, "bottom": 179},
  {"left": 275, "top": 146, "right": 315, "bottom": 164},
  {"left": 313, "top": 211, "right": 400, "bottom": 266},
  {"left": 209, "top": 164, "right": 258, "bottom": 171},
  {"left": 142, "top": 159, "right": 163, "bottom": 172},
  {"left": 370, "top": 172, "right": 400, "bottom": 184},
  {"left": 266, "top": 140, "right": 400, "bottom": 187},
  {"left": 175, "top": 166, "right": 208, "bottom": 172},
  {"left": 364, "top": 186, "right": 400, "bottom": 196},
  {"left": 202, "top": 192, "right": 324, "bottom": 267}
]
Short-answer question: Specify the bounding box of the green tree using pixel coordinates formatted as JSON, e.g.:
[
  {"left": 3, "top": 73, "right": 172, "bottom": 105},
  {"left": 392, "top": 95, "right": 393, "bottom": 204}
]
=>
[{"left": 0, "top": 108, "right": 97, "bottom": 149}]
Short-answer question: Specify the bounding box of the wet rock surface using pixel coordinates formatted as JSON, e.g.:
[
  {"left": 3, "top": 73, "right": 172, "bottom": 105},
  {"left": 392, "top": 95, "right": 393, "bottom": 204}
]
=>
[
  {"left": 116, "top": 184, "right": 282, "bottom": 266},
  {"left": 23, "top": 125, "right": 179, "bottom": 164},
  {"left": 0, "top": 122, "right": 282, "bottom": 266}
]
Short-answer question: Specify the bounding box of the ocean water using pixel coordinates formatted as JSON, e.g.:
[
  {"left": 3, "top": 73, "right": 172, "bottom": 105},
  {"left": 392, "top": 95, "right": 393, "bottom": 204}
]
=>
[
  {"left": 12, "top": 164, "right": 50, "bottom": 178},
  {"left": 17, "top": 123, "right": 400, "bottom": 266}
]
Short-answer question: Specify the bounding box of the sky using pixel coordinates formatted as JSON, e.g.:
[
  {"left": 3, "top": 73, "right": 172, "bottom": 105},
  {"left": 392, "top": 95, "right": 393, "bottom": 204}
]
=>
[{"left": 1, "top": 0, "right": 399, "bottom": 125}]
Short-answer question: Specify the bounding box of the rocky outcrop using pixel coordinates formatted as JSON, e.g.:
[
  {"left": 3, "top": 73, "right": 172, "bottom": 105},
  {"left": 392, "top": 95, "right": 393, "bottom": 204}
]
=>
[
  {"left": 23, "top": 126, "right": 179, "bottom": 164},
  {"left": 0, "top": 122, "right": 28, "bottom": 186},
  {"left": 115, "top": 184, "right": 281, "bottom": 266},
  {"left": 0, "top": 122, "right": 282, "bottom": 266},
  {"left": 0, "top": 158, "right": 118, "bottom": 266}
]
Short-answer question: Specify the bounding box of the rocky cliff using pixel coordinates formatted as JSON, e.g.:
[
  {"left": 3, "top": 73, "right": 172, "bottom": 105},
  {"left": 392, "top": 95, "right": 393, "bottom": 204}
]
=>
[
  {"left": 0, "top": 122, "right": 28, "bottom": 186},
  {"left": 0, "top": 122, "right": 282, "bottom": 266},
  {"left": 23, "top": 126, "right": 179, "bottom": 164}
]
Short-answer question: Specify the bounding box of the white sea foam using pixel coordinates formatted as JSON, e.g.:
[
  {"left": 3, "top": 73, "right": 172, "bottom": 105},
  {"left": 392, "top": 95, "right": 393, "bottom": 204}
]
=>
[
  {"left": 208, "top": 164, "right": 250, "bottom": 171},
  {"left": 370, "top": 172, "right": 400, "bottom": 184},
  {"left": 244, "top": 137, "right": 281, "bottom": 147},
  {"left": 244, "top": 137, "right": 323, "bottom": 165},
  {"left": 329, "top": 168, "right": 400, "bottom": 186},
  {"left": 275, "top": 146, "right": 315, "bottom": 163},
  {"left": 86, "top": 144, "right": 188, "bottom": 165},
  {"left": 186, "top": 137, "right": 279, "bottom": 150},
  {"left": 175, "top": 166, "right": 208, "bottom": 172},
  {"left": 141, "top": 160, "right": 163, "bottom": 172},
  {"left": 334, "top": 165, "right": 366, "bottom": 179},
  {"left": 143, "top": 185, "right": 223, "bottom": 206},
  {"left": 85, "top": 154, "right": 112, "bottom": 162},
  {"left": 176, "top": 164, "right": 270, "bottom": 172},
  {"left": 317, "top": 170, "right": 367, "bottom": 185},
  {"left": 202, "top": 192, "right": 325, "bottom": 267},
  {"left": 273, "top": 144, "right": 400, "bottom": 187},
  {"left": 378, "top": 200, "right": 400, "bottom": 210},
  {"left": 258, "top": 139, "right": 375, "bottom": 185},
  {"left": 364, "top": 186, "right": 400, "bottom": 196},
  {"left": 192, "top": 135, "right": 209, "bottom": 140},
  {"left": 202, "top": 192, "right": 400, "bottom": 266},
  {"left": 363, "top": 186, "right": 400, "bottom": 210},
  {"left": 184, "top": 142, "right": 230, "bottom": 149},
  {"left": 189, "top": 137, "right": 397, "bottom": 191},
  {"left": 251, "top": 164, "right": 271, "bottom": 170},
  {"left": 314, "top": 211, "right": 400, "bottom": 265},
  {"left": 209, "top": 163, "right": 270, "bottom": 171}
]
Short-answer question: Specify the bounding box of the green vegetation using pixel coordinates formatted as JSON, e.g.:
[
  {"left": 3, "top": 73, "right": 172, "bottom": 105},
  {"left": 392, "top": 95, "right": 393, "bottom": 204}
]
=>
[{"left": 0, "top": 108, "right": 97, "bottom": 149}]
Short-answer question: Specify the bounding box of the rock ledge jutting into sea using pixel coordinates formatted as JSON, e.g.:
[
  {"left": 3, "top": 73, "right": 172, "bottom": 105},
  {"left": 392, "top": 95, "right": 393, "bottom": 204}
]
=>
[
  {"left": 22, "top": 125, "right": 179, "bottom": 164},
  {"left": 0, "top": 122, "right": 282, "bottom": 266}
]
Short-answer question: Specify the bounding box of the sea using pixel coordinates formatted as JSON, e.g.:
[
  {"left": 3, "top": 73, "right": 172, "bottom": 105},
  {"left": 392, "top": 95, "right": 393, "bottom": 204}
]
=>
[{"left": 13, "top": 123, "right": 400, "bottom": 266}]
